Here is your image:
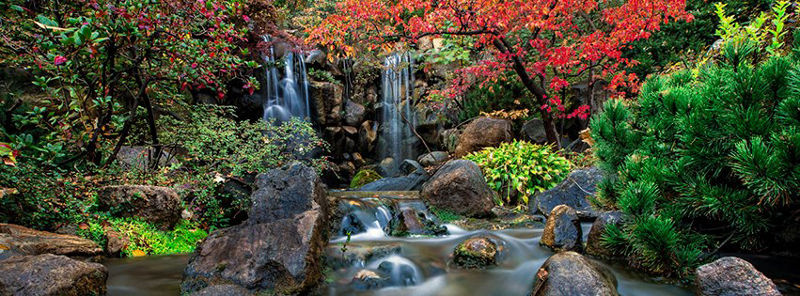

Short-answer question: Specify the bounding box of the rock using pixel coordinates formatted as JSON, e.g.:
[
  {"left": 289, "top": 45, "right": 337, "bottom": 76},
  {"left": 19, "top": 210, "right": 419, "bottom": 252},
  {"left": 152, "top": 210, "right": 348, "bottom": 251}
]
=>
[
  {"left": 452, "top": 237, "right": 499, "bottom": 269},
  {"left": 531, "top": 252, "right": 618, "bottom": 296},
  {"left": 376, "top": 259, "right": 420, "bottom": 286},
  {"left": 97, "top": 185, "right": 182, "bottom": 229},
  {"left": 388, "top": 200, "right": 447, "bottom": 237},
  {"left": 182, "top": 163, "right": 328, "bottom": 295},
  {"left": 0, "top": 254, "right": 108, "bottom": 296},
  {"left": 454, "top": 117, "right": 513, "bottom": 157},
  {"left": 192, "top": 284, "right": 253, "bottom": 296},
  {"left": 441, "top": 128, "right": 460, "bottom": 153},
  {"left": 378, "top": 157, "right": 396, "bottom": 177},
  {"left": 358, "top": 173, "right": 428, "bottom": 191},
  {"left": 350, "top": 169, "right": 383, "bottom": 189},
  {"left": 0, "top": 224, "right": 102, "bottom": 257},
  {"left": 350, "top": 269, "right": 389, "bottom": 291},
  {"left": 540, "top": 205, "right": 582, "bottom": 252},
  {"left": 105, "top": 230, "right": 130, "bottom": 257},
  {"left": 417, "top": 151, "right": 449, "bottom": 167},
  {"left": 250, "top": 163, "right": 327, "bottom": 223},
  {"left": 310, "top": 81, "right": 344, "bottom": 125},
  {"left": 586, "top": 211, "right": 624, "bottom": 258},
  {"left": 116, "top": 146, "right": 176, "bottom": 171},
  {"left": 522, "top": 119, "right": 548, "bottom": 144},
  {"left": 695, "top": 257, "right": 781, "bottom": 296},
  {"left": 399, "top": 159, "right": 425, "bottom": 175},
  {"left": 358, "top": 120, "right": 378, "bottom": 153},
  {"left": 344, "top": 100, "right": 366, "bottom": 126},
  {"left": 530, "top": 167, "right": 603, "bottom": 220},
  {"left": 421, "top": 160, "right": 495, "bottom": 218}
]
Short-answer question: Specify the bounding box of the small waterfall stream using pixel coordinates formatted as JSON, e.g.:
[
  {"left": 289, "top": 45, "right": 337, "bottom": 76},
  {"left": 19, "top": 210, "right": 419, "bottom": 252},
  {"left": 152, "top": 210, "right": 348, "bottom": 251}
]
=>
[
  {"left": 261, "top": 36, "right": 311, "bottom": 122},
  {"left": 379, "top": 53, "right": 418, "bottom": 175}
]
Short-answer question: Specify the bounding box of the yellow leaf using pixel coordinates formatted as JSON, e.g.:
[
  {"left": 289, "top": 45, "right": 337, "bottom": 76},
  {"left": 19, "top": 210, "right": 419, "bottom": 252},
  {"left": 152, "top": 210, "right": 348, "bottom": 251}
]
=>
[{"left": 131, "top": 250, "right": 146, "bottom": 257}]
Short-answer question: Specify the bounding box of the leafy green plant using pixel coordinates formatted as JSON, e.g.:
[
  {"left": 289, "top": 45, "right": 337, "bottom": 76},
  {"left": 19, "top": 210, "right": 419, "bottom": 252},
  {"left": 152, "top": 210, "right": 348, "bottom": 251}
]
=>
[
  {"left": 78, "top": 217, "right": 208, "bottom": 257},
  {"left": 349, "top": 169, "right": 382, "bottom": 188},
  {"left": 308, "top": 68, "right": 340, "bottom": 85},
  {"left": 429, "top": 206, "right": 462, "bottom": 223},
  {"left": 465, "top": 140, "right": 571, "bottom": 206},
  {"left": 591, "top": 26, "right": 800, "bottom": 278}
]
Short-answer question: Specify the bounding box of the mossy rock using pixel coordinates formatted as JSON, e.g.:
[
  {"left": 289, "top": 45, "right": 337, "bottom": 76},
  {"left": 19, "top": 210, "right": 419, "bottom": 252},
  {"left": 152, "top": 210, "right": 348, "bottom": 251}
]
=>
[
  {"left": 452, "top": 236, "right": 499, "bottom": 269},
  {"left": 350, "top": 169, "right": 382, "bottom": 189}
]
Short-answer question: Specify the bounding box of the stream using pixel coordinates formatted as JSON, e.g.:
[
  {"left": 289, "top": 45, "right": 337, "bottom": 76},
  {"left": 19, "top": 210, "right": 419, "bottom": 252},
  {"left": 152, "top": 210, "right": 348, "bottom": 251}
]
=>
[{"left": 104, "top": 195, "right": 691, "bottom": 296}]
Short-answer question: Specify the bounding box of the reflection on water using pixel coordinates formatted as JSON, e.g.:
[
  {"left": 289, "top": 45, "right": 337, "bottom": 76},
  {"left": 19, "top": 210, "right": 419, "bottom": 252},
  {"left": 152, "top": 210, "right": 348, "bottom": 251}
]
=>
[{"left": 104, "top": 254, "right": 189, "bottom": 296}]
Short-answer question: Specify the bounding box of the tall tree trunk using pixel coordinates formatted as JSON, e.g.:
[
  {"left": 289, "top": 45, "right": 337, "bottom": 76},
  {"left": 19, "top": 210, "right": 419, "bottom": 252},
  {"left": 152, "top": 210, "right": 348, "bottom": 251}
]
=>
[{"left": 492, "top": 38, "right": 560, "bottom": 146}]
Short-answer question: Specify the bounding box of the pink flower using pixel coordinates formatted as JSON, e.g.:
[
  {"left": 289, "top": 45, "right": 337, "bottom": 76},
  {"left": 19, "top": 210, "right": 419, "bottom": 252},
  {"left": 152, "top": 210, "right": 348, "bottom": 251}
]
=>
[
  {"left": 243, "top": 15, "right": 250, "bottom": 22},
  {"left": 53, "top": 55, "right": 67, "bottom": 66},
  {"left": 191, "top": 62, "right": 198, "bottom": 69}
]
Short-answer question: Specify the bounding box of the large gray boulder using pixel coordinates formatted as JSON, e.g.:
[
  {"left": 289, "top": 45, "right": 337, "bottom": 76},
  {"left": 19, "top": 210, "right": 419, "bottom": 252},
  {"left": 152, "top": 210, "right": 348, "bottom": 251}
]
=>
[
  {"left": 0, "top": 224, "right": 102, "bottom": 258},
  {"left": 695, "top": 257, "right": 781, "bottom": 296},
  {"left": 522, "top": 119, "right": 548, "bottom": 144},
  {"left": 97, "top": 185, "right": 182, "bottom": 229},
  {"left": 530, "top": 167, "right": 603, "bottom": 219},
  {"left": 0, "top": 254, "right": 108, "bottom": 296},
  {"left": 585, "top": 211, "right": 624, "bottom": 258},
  {"left": 531, "top": 252, "right": 618, "bottom": 296},
  {"left": 454, "top": 117, "right": 513, "bottom": 157},
  {"left": 540, "top": 205, "right": 582, "bottom": 252},
  {"left": 417, "top": 151, "right": 449, "bottom": 167},
  {"left": 421, "top": 160, "right": 495, "bottom": 218},
  {"left": 182, "top": 163, "right": 328, "bottom": 295}
]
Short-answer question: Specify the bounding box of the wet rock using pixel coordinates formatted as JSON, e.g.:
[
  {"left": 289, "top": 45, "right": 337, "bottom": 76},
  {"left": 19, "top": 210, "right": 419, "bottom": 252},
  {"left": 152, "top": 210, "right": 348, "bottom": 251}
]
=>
[
  {"left": 344, "top": 100, "right": 366, "bottom": 126},
  {"left": 105, "top": 230, "right": 130, "bottom": 257},
  {"left": 350, "top": 269, "right": 389, "bottom": 290},
  {"left": 310, "top": 81, "right": 344, "bottom": 125},
  {"left": 530, "top": 167, "right": 603, "bottom": 220},
  {"left": 417, "top": 151, "right": 449, "bottom": 167},
  {"left": 378, "top": 157, "right": 396, "bottom": 177},
  {"left": 0, "top": 223, "right": 102, "bottom": 257},
  {"left": 421, "top": 160, "right": 495, "bottom": 218},
  {"left": 540, "top": 205, "right": 582, "bottom": 252},
  {"left": 359, "top": 171, "right": 429, "bottom": 191},
  {"left": 389, "top": 200, "right": 447, "bottom": 237},
  {"left": 532, "top": 251, "right": 618, "bottom": 296},
  {"left": 452, "top": 237, "right": 499, "bottom": 269},
  {"left": 695, "top": 257, "right": 781, "bottom": 296},
  {"left": 192, "top": 284, "right": 253, "bottom": 296},
  {"left": 325, "top": 244, "right": 402, "bottom": 270},
  {"left": 358, "top": 120, "right": 378, "bottom": 153},
  {"left": 522, "top": 119, "right": 548, "bottom": 144},
  {"left": 454, "top": 117, "right": 513, "bottom": 157},
  {"left": 376, "top": 259, "right": 420, "bottom": 286},
  {"left": 586, "top": 211, "right": 624, "bottom": 258},
  {"left": 0, "top": 254, "right": 108, "bottom": 296},
  {"left": 182, "top": 163, "right": 328, "bottom": 295},
  {"left": 399, "top": 159, "right": 425, "bottom": 175},
  {"left": 97, "top": 185, "right": 182, "bottom": 229}
]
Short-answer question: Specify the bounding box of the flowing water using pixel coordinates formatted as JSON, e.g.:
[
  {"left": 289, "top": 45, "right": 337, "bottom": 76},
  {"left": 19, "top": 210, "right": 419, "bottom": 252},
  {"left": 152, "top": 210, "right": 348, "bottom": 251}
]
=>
[
  {"left": 261, "top": 36, "right": 311, "bottom": 122},
  {"left": 103, "top": 195, "right": 691, "bottom": 296},
  {"left": 379, "top": 53, "right": 418, "bottom": 175}
]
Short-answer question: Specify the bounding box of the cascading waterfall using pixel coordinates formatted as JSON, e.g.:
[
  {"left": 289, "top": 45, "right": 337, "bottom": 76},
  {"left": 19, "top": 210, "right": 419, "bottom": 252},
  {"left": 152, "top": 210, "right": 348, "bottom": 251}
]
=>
[
  {"left": 379, "top": 53, "right": 418, "bottom": 174},
  {"left": 261, "top": 36, "right": 311, "bottom": 122}
]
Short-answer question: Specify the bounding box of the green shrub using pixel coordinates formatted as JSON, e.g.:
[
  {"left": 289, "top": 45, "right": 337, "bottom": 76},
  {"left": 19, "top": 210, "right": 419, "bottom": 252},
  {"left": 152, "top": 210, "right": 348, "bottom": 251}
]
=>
[
  {"left": 78, "top": 217, "right": 208, "bottom": 257},
  {"left": 464, "top": 140, "right": 571, "bottom": 206},
  {"left": 591, "top": 28, "right": 800, "bottom": 278},
  {"left": 349, "top": 169, "right": 382, "bottom": 189}
]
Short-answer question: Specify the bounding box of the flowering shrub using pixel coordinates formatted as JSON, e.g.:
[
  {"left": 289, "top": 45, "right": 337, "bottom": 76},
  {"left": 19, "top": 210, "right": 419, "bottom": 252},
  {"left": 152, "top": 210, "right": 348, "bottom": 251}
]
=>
[{"left": 465, "top": 140, "right": 571, "bottom": 206}]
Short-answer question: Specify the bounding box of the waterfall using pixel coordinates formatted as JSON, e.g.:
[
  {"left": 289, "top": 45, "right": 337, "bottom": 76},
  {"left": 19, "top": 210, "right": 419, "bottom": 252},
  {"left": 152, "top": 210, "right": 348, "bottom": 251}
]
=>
[
  {"left": 379, "top": 53, "right": 418, "bottom": 175},
  {"left": 261, "top": 36, "right": 311, "bottom": 122}
]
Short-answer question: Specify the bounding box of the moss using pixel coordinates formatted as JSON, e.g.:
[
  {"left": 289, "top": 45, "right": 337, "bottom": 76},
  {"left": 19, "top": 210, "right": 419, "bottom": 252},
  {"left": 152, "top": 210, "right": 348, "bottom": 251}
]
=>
[
  {"left": 452, "top": 237, "right": 498, "bottom": 269},
  {"left": 429, "top": 206, "right": 463, "bottom": 223},
  {"left": 349, "top": 169, "right": 382, "bottom": 189}
]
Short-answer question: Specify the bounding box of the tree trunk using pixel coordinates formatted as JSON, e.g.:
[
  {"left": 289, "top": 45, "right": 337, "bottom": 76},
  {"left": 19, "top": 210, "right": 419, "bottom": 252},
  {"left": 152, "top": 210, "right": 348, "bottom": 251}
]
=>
[{"left": 492, "top": 38, "right": 560, "bottom": 146}]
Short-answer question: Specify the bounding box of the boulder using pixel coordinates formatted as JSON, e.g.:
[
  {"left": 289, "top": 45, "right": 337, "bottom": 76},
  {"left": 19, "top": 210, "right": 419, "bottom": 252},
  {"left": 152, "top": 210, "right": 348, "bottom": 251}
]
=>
[
  {"left": 452, "top": 236, "right": 499, "bottom": 269},
  {"left": 358, "top": 173, "right": 428, "bottom": 191},
  {"left": 417, "top": 151, "right": 449, "bottom": 167},
  {"left": 522, "top": 119, "right": 548, "bottom": 144},
  {"left": 540, "top": 205, "right": 582, "bottom": 252},
  {"left": 530, "top": 167, "right": 603, "bottom": 220},
  {"left": 97, "top": 185, "right": 182, "bottom": 229},
  {"left": 192, "top": 284, "right": 254, "bottom": 296},
  {"left": 0, "top": 223, "right": 102, "bottom": 257},
  {"left": 310, "top": 81, "right": 344, "bottom": 125},
  {"left": 421, "top": 160, "right": 495, "bottom": 218},
  {"left": 182, "top": 163, "right": 328, "bottom": 295},
  {"left": 0, "top": 254, "right": 108, "bottom": 296},
  {"left": 105, "top": 230, "right": 130, "bottom": 257},
  {"left": 399, "top": 159, "right": 425, "bottom": 175},
  {"left": 695, "top": 257, "right": 781, "bottom": 296},
  {"left": 350, "top": 269, "right": 389, "bottom": 291},
  {"left": 344, "top": 100, "right": 366, "bottom": 126},
  {"left": 531, "top": 252, "right": 618, "bottom": 296},
  {"left": 358, "top": 120, "right": 378, "bottom": 153},
  {"left": 586, "top": 211, "right": 624, "bottom": 258},
  {"left": 454, "top": 117, "right": 513, "bottom": 157},
  {"left": 388, "top": 200, "right": 447, "bottom": 237}
]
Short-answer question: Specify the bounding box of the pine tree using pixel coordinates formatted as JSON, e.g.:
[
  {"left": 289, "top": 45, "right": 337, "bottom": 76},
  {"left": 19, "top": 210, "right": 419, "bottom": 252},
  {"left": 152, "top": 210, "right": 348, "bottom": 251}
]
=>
[{"left": 591, "top": 31, "right": 800, "bottom": 278}]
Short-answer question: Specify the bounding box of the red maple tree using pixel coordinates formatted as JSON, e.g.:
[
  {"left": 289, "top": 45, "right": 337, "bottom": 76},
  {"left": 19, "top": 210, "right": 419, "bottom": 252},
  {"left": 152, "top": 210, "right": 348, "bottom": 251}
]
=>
[{"left": 308, "top": 0, "right": 691, "bottom": 143}]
